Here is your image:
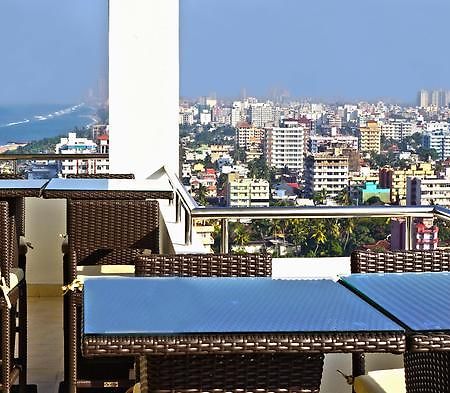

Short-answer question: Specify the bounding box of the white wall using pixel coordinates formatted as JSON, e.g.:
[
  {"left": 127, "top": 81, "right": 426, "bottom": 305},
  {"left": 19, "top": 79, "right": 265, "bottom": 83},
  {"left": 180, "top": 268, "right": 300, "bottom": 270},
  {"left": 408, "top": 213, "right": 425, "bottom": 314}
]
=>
[
  {"left": 109, "top": 0, "right": 179, "bottom": 178},
  {"left": 26, "top": 198, "right": 66, "bottom": 285}
]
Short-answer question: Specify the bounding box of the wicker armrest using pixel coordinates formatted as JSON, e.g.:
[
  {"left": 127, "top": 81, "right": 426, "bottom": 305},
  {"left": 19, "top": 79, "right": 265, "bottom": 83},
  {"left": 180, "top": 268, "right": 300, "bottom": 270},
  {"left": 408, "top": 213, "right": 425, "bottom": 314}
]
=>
[{"left": 19, "top": 236, "right": 28, "bottom": 256}]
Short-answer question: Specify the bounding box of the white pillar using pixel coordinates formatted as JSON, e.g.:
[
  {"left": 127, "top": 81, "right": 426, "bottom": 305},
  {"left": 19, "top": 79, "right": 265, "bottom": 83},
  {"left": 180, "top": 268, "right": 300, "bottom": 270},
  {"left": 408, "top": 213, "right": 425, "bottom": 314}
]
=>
[{"left": 109, "top": 0, "right": 179, "bottom": 178}]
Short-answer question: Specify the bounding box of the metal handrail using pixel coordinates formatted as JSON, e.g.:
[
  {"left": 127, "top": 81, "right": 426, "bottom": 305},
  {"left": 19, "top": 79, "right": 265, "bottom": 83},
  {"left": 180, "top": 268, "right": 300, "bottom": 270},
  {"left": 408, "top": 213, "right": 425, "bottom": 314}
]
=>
[
  {"left": 191, "top": 205, "right": 435, "bottom": 219},
  {"left": 159, "top": 166, "right": 445, "bottom": 252},
  {"left": 0, "top": 153, "right": 108, "bottom": 160}
]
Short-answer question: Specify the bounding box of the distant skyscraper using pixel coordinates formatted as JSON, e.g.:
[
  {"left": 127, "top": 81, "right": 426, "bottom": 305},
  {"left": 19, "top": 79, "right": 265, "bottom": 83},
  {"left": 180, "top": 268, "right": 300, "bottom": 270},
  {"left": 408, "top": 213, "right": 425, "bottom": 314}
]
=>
[
  {"left": 418, "top": 89, "right": 429, "bottom": 108},
  {"left": 431, "top": 90, "right": 440, "bottom": 107}
]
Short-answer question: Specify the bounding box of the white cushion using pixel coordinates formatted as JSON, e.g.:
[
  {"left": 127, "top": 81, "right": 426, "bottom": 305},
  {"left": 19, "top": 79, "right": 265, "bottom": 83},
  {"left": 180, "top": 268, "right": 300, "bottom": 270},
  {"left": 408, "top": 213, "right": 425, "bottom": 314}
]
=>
[
  {"left": 76, "top": 265, "right": 135, "bottom": 283},
  {"left": 354, "top": 369, "right": 406, "bottom": 393},
  {"left": 4, "top": 268, "right": 24, "bottom": 292}
]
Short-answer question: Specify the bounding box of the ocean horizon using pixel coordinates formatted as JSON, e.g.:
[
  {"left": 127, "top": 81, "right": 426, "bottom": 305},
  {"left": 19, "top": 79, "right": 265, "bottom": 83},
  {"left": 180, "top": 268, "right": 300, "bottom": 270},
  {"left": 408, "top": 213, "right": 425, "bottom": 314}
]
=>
[{"left": 0, "top": 103, "right": 98, "bottom": 146}]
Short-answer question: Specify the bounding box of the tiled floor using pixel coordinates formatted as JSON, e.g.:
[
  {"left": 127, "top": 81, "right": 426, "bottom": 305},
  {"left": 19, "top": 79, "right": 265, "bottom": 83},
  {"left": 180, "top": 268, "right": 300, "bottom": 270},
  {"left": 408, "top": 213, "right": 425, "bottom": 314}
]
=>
[{"left": 27, "top": 297, "right": 63, "bottom": 393}]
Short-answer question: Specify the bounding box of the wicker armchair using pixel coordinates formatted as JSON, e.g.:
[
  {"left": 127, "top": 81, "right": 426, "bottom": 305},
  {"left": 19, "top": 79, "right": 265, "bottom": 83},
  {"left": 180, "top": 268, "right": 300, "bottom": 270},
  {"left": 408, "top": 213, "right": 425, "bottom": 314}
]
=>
[
  {"left": 65, "top": 173, "right": 135, "bottom": 179},
  {"left": 0, "top": 201, "right": 27, "bottom": 393},
  {"left": 133, "top": 253, "right": 324, "bottom": 393},
  {"left": 351, "top": 249, "right": 450, "bottom": 393},
  {"left": 0, "top": 174, "right": 27, "bottom": 271},
  {"left": 63, "top": 199, "right": 160, "bottom": 393}
]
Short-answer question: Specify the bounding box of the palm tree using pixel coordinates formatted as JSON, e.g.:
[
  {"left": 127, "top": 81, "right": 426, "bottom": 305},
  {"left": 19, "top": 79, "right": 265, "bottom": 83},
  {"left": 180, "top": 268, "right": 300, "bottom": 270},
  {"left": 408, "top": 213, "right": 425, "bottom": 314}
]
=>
[
  {"left": 233, "top": 222, "right": 250, "bottom": 248},
  {"left": 342, "top": 218, "right": 355, "bottom": 253},
  {"left": 311, "top": 220, "right": 327, "bottom": 256}
]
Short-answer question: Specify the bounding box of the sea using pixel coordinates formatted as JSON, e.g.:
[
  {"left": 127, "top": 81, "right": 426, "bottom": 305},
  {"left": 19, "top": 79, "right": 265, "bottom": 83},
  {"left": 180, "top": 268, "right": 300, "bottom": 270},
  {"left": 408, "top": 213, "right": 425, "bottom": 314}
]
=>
[{"left": 0, "top": 103, "right": 97, "bottom": 146}]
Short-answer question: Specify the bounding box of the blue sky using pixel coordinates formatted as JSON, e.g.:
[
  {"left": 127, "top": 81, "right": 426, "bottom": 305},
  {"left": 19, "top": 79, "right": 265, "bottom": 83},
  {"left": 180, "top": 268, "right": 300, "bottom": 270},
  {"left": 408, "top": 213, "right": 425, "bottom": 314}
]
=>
[
  {"left": 0, "top": 0, "right": 107, "bottom": 105},
  {"left": 1, "top": 1, "right": 448, "bottom": 105},
  {"left": 180, "top": 0, "right": 450, "bottom": 103}
]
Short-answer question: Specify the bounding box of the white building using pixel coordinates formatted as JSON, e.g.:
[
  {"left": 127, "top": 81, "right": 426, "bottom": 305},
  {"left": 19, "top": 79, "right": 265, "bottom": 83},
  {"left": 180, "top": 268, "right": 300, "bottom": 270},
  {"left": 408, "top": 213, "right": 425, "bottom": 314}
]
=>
[
  {"left": 179, "top": 108, "right": 194, "bottom": 125},
  {"left": 199, "top": 109, "right": 212, "bottom": 125},
  {"left": 418, "top": 90, "right": 429, "bottom": 108},
  {"left": 265, "top": 119, "right": 305, "bottom": 173},
  {"left": 227, "top": 178, "right": 270, "bottom": 207},
  {"left": 423, "top": 130, "right": 450, "bottom": 160},
  {"left": 249, "top": 103, "right": 274, "bottom": 127},
  {"left": 407, "top": 173, "right": 450, "bottom": 207},
  {"left": 304, "top": 150, "right": 349, "bottom": 199},
  {"left": 56, "top": 132, "right": 109, "bottom": 176},
  {"left": 231, "top": 101, "right": 246, "bottom": 126},
  {"left": 380, "top": 119, "right": 414, "bottom": 141}
]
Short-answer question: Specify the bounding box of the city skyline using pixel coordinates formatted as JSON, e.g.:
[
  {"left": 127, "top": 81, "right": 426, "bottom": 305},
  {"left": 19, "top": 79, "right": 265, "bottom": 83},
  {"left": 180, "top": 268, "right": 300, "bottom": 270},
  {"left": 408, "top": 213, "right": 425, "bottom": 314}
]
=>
[{"left": 180, "top": 0, "right": 450, "bottom": 103}]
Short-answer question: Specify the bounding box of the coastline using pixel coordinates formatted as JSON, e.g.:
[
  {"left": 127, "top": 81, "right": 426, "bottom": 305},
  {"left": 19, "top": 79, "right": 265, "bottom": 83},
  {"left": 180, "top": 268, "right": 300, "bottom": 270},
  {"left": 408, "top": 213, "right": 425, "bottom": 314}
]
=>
[{"left": 0, "top": 142, "right": 28, "bottom": 154}]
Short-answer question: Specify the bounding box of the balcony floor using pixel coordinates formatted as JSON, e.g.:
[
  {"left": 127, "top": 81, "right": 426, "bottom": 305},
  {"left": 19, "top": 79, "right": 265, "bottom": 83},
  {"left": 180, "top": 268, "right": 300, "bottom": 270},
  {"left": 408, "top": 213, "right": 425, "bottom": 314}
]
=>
[{"left": 28, "top": 296, "right": 63, "bottom": 393}]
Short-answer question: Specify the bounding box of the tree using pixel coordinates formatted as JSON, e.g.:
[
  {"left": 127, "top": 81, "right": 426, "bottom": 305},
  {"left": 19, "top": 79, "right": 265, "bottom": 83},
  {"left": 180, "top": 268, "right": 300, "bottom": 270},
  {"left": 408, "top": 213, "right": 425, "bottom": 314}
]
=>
[
  {"left": 313, "top": 188, "right": 328, "bottom": 205},
  {"left": 334, "top": 187, "right": 351, "bottom": 206},
  {"left": 365, "top": 196, "right": 383, "bottom": 205},
  {"left": 311, "top": 220, "right": 327, "bottom": 255},
  {"left": 416, "top": 147, "right": 439, "bottom": 161},
  {"left": 231, "top": 222, "right": 250, "bottom": 250},
  {"left": 194, "top": 183, "right": 208, "bottom": 206}
]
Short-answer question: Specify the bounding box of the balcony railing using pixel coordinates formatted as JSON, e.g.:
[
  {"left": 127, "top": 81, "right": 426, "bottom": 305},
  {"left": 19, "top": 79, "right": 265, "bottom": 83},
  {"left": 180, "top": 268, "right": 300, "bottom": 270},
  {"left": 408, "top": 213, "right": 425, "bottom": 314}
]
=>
[{"left": 163, "top": 165, "right": 450, "bottom": 253}]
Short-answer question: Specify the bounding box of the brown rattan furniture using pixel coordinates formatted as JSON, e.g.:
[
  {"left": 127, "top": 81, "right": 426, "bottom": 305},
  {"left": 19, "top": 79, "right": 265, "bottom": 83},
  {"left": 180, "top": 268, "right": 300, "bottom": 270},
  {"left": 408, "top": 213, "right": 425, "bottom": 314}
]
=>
[
  {"left": 43, "top": 178, "right": 174, "bottom": 200},
  {"left": 63, "top": 199, "right": 160, "bottom": 393},
  {"left": 0, "top": 178, "right": 48, "bottom": 274},
  {"left": 82, "top": 257, "right": 406, "bottom": 393},
  {"left": 351, "top": 249, "right": 450, "bottom": 393},
  {"left": 66, "top": 173, "right": 135, "bottom": 179},
  {"left": 0, "top": 201, "right": 27, "bottom": 393}
]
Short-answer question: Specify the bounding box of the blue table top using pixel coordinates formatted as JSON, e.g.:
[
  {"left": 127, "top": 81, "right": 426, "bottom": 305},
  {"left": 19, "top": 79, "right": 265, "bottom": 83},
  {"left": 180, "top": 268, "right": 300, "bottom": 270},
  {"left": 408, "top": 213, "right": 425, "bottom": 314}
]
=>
[
  {"left": 45, "top": 178, "right": 172, "bottom": 192},
  {"left": 0, "top": 179, "right": 48, "bottom": 189},
  {"left": 83, "top": 277, "right": 404, "bottom": 335},
  {"left": 342, "top": 272, "right": 450, "bottom": 331}
]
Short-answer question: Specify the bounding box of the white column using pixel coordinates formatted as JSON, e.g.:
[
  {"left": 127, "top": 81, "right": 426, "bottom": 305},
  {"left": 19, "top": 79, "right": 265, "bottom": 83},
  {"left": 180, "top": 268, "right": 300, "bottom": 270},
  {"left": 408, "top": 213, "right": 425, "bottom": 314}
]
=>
[{"left": 109, "top": 0, "right": 179, "bottom": 178}]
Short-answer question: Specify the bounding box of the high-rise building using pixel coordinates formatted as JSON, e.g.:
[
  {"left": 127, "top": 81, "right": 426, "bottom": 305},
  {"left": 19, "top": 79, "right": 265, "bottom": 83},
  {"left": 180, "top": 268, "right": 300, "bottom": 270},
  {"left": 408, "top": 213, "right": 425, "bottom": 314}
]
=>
[
  {"left": 418, "top": 90, "right": 429, "bottom": 108},
  {"left": 265, "top": 119, "right": 305, "bottom": 173},
  {"left": 431, "top": 90, "right": 441, "bottom": 107},
  {"left": 358, "top": 120, "right": 381, "bottom": 153},
  {"left": 304, "top": 150, "right": 349, "bottom": 199},
  {"left": 249, "top": 103, "right": 274, "bottom": 127},
  {"left": 231, "top": 101, "right": 246, "bottom": 127}
]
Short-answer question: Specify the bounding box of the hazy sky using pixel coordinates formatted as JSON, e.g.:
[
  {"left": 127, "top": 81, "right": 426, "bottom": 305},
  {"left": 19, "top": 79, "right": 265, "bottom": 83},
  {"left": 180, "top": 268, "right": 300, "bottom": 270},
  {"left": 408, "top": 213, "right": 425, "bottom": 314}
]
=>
[
  {"left": 0, "top": 0, "right": 107, "bottom": 105},
  {"left": 180, "top": 0, "right": 450, "bottom": 103}
]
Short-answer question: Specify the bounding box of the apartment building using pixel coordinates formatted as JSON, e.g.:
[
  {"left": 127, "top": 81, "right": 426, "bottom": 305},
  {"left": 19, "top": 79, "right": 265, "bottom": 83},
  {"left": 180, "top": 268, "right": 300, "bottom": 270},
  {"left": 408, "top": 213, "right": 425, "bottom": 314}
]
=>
[
  {"left": 55, "top": 132, "right": 109, "bottom": 176},
  {"left": 226, "top": 178, "right": 270, "bottom": 207},
  {"left": 303, "top": 150, "right": 349, "bottom": 199},
  {"left": 265, "top": 119, "right": 305, "bottom": 173},
  {"left": 380, "top": 119, "right": 413, "bottom": 141},
  {"left": 406, "top": 174, "right": 450, "bottom": 207},
  {"left": 236, "top": 122, "right": 265, "bottom": 159},
  {"left": 423, "top": 130, "right": 450, "bottom": 160},
  {"left": 249, "top": 103, "right": 274, "bottom": 127},
  {"left": 358, "top": 120, "right": 381, "bottom": 153},
  {"left": 179, "top": 108, "right": 195, "bottom": 125},
  {"left": 309, "top": 135, "right": 358, "bottom": 153},
  {"left": 379, "top": 162, "right": 435, "bottom": 204}
]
